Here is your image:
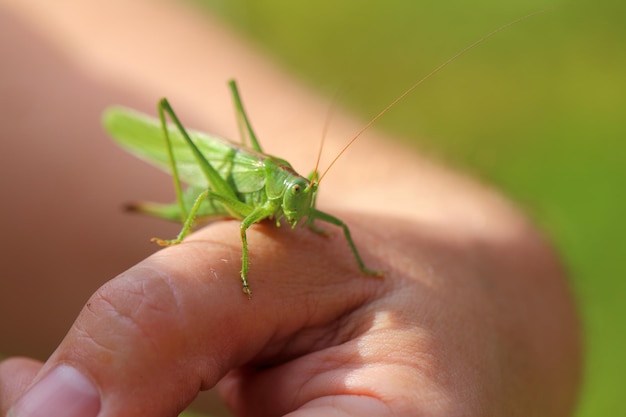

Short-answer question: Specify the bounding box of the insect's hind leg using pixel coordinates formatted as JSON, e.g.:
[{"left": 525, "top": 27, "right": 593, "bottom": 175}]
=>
[
  {"left": 157, "top": 98, "right": 188, "bottom": 222},
  {"left": 228, "top": 80, "right": 263, "bottom": 152},
  {"left": 159, "top": 98, "right": 241, "bottom": 202}
]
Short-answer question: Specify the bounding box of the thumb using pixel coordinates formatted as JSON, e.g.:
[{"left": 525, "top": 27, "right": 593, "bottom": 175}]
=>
[{"left": 0, "top": 357, "right": 43, "bottom": 414}]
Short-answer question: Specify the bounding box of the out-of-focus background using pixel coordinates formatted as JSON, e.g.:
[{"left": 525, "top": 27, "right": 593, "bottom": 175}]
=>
[{"left": 199, "top": 1, "right": 624, "bottom": 417}]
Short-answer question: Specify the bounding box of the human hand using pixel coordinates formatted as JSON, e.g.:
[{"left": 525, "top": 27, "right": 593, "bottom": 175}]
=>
[
  {"left": 0, "top": 1, "right": 580, "bottom": 415},
  {"left": 0, "top": 195, "right": 580, "bottom": 416}
]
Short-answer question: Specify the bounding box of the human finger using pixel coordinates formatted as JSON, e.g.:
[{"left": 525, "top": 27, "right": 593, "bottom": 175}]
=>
[
  {"left": 6, "top": 218, "right": 382, "bottom": 417},
  {"left": 0, "top": 357, "right": 43, "bottom": 415}
]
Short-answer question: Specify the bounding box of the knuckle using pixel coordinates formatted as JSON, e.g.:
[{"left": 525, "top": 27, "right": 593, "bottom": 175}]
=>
[{"left": 75, "top": 268, "right": 185, "bottom": 359}]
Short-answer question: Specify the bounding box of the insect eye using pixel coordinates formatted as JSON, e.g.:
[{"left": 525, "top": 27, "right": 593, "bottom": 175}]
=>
[{"left": 292, "top": 184, "right": 301, "bottom": 193}]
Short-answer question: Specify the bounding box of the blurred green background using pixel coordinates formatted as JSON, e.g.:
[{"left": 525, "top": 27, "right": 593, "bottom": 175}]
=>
[{"left": 193, "top": 0, "right": 624, "bottom": 416}]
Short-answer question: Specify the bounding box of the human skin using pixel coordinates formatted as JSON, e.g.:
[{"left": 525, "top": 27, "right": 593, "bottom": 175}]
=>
[{"left": 0, "top": 1, "right": 581, "bottom": 416}]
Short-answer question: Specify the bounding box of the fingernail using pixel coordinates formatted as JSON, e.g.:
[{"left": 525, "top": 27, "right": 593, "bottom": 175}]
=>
[{"left": 8, "top": 365, "right": 101, "bottom": 417}]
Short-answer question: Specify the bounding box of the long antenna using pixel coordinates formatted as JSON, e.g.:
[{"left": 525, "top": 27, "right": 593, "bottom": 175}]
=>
[
  {"left": 317, "top": 7, "right": 554, "bottom": 184},
  {"left": 310, "top": 86, "right": 347, "bottom": 185}
]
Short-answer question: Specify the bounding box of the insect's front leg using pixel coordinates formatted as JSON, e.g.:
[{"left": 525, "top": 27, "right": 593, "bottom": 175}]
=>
[
  {"left": 305, "top": 170, "right": 327, "bottom": 235},
  {"left": 306, "top": 216, "right": 330, "bottom": 236},
  {"left": 308, "top": 208, "right": 381, "bottom": 276}
]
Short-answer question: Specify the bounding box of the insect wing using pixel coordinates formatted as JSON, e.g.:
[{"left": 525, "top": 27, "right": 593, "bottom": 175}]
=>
[{"left": 103, "top": 107, "right": 266, "bottom": 192}]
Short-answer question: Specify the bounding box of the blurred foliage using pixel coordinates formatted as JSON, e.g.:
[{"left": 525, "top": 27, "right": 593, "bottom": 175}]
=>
[{"left": 192, "top": 0, "right": 624, "bottom": 416}]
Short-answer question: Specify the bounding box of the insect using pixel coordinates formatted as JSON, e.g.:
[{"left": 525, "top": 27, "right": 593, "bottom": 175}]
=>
[
  {"left": 102, "top": 9, "right": 549, "bottom": 296},
  {"left": 103, "top": 80, "right": 380, "bottom": 297}
]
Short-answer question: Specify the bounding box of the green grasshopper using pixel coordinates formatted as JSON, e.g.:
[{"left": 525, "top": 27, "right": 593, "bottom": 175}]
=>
[
  {"left": 102, "top": 9, "right": 549, "bottom": 296},
  {"left": 103, "top": 81, "right": 379, "bottom": 296}
]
